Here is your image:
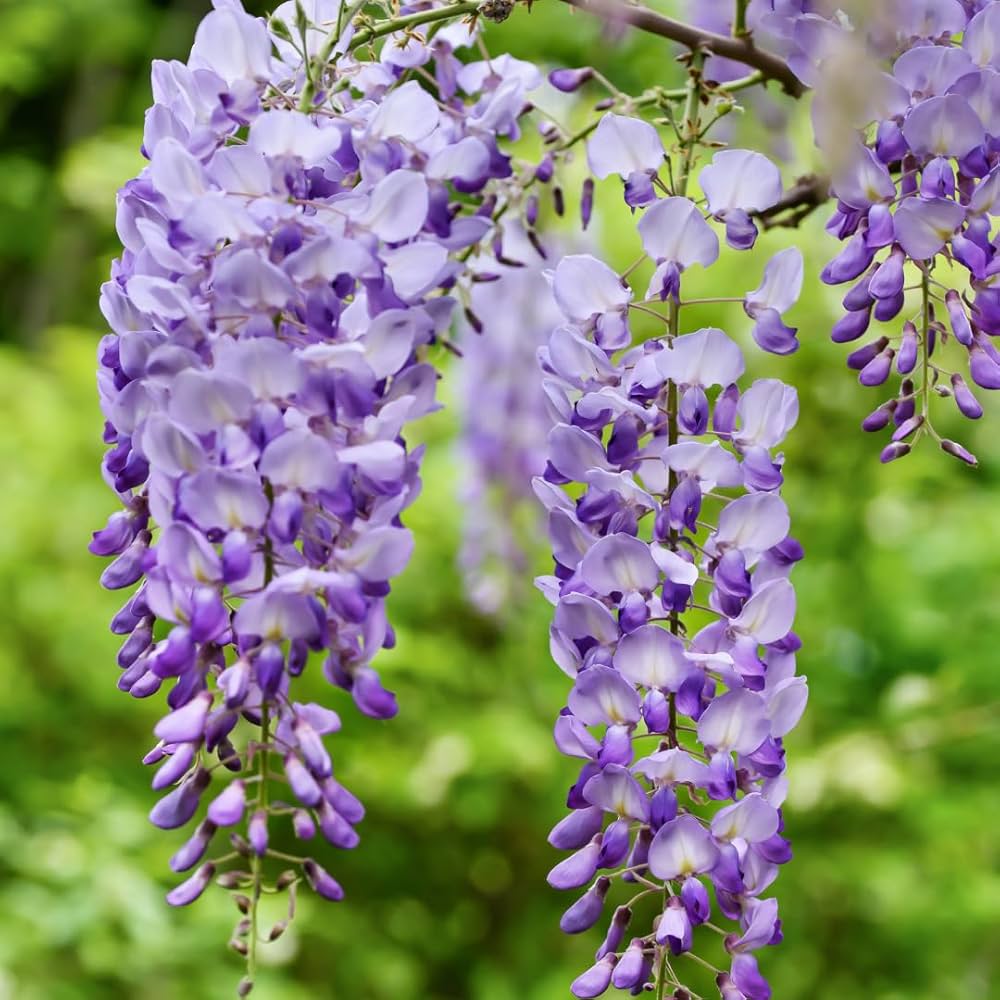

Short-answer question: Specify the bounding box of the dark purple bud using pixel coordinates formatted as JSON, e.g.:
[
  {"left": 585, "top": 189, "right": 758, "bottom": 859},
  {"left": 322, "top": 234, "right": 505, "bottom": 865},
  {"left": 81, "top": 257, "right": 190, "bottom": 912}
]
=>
[
  {"left": 547, "top": 836, "right": 601, "bottom": 890},
  {"left": 535, "top": 154, "right": 554, "bottom": 183},
  {"left": 99, "top": 531, "right": 150, "bottom": 589},
  {"left": 841, "top": 271, "right": 874, "bottom": 312},
  {"left": 150, "top": 768, "right": 210, "bottom": 829},
  {"left": 303, "top": 859, "right": 344, "bottom": 902},
  {"left": 293, "top": 718, "right": 332, "bottom": 778},
  {"left": 117, "top": 623, "right": 152, "bottom": 669},
  {"left": 951, "top": 373, "right": 983, "bottom": 418},
  {"left": 891, "top": 414, "right": 924, "bottom": 441},
  {"left": 284, "top": 755, "right": 323, "bottom": 807},
  {"left": 525, "top": 194, "right": 540, "bottom": 227},
  {"left": 549, "top": 806, "right": 604, "bottom": 850},
  {"left": 880, "top": 442, "right": 911, "bottom": 463},
  {"left": 897, "top": 321, "right": 918, "bottom": 374},
  {"left": 170, "top": 819, "right": 217, "bottom": 873},
  {"left": 874, "top": 291, "right": 904, "bottom": 323},
  {"left": 946, "top": 290, "right": 973, "bottom": 346},
  {"left": 822, "top": 233, "right": 876, "bottom": 285},
  {"left": 89, "top": 511, "right": 136, "bottom": 556},
  {"left": 865, "top": 203, "right": 895, "bottom": 249},
  {"left": 559, "top": 876, "right": 611, "bottom": 933},
  {"left": 969, "top": 344, "right": 1000, "bottom": 389},
  {"left": 847, "top": 337, "right": 889, "bottom": 371},
  {"left": 581, "top": 178, "right": 594, "bottom": 230},
  {"left": 869, "top": 248, "right": 904, "bottom": 300},
  {"left": 596, "top": 905, "right": 631, "bottom": 960},
  {"left": 321, "top": 776, "right": 365, "bottom": 824},
  {"left": 152, "top": 742, "right": 196, "bottom": 791},
  {"left": 941, "top": 438, "right": 978, "bottom": 465},
  {"left": 553, "top": 186, "right": 564, "bottom": 217},
  {"left": 166, "top": 862, "right": 215, "bottom": 906},
  {"left": 714, "top": 383, "right": 739, "bottom": 437},
  {"left": 349, "top": 666, "right": 398, "bottom": 719},
  {"left": 859, "top": 348, "right": 894, "bottom": 386},
  {"left": 611, "top": 939, "right": 647, "bottom": 989},
  {"left": 151, "top": 626, "right": 196, "bottom": 678},
  {"left": 317, "top": 800, "right": 360, "bottom": 849},
  {"left": 548, "top": 67, "right": 594, "bottom": 92},
  {"left": 154, "top": 690, "right": 212, "bottom": 744},
  {"left": 570, "top": 955, "right": 615, "bottom": 999},
  {"left": 831, "top": 306, "right": 872, "bottom": 343},
  {"left": 293, "top": 809, "right": 317, "bottom": 839},
  {"left": 207, "top": 780, "right": 246, "bottom": 827},
  {"left": 248, "top": 810, "right": 268, "bottom": 856}
]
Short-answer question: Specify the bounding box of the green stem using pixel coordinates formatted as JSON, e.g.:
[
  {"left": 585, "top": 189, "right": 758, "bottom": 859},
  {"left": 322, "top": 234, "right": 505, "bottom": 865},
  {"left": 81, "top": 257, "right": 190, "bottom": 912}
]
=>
[
  {"left": 733, "top": 0, "right": 749, "bottom": 37},
  {"left": 660, "top": 48, "right": 704, "bottom": 1000},
  {"left": 246, "top": 486, "right": 276, "bottom": 985},
  {"left": 298, "top": 1, "right": 480, "bottom": 109},
  {"left": 921, "top": 269, "right": 931, "bottom": 421},
  {"left": 348, "top": 2, "right": 481, "bottom": 52},
  {"left": 247, "top": 711, "right": 270, "bottom": 982},
  {"left": 655, "top": 948, "right": 669, "bottom": 1000}
]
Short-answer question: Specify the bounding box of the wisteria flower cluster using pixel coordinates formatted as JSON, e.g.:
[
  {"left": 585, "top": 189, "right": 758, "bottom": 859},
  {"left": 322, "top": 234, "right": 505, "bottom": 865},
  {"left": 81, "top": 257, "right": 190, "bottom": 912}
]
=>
[
  {"left": 91, "top": 0, "right": 545, "bottom": 989},
  {"left": 811, "top": 2, "right": 1000, "bottom": 465},
  {"left": 455, "top": 223, "right": 561, "bottom": 614},
  {"left": 536, "top": 77, "right": 808, "bottom": 995},
  {"left": 90, "top": 0, "right": 1000, "bottom": 995}
]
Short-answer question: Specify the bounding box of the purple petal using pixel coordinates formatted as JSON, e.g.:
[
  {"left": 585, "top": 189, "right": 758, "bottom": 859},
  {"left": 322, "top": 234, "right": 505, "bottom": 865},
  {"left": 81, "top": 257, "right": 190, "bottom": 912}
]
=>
[
  {"left": 648, "top": 814, "right": 720, "bottom": 880},
  {"left": 637, "top": 197, "right": 719, "bottom": 269},
  {"left": 587, "top": 113, "right": 663, "bottom": 180}
]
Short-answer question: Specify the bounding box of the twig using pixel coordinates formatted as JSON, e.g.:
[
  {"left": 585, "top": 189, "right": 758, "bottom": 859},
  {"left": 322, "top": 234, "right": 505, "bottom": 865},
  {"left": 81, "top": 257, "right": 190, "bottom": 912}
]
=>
[
  {"left": 561, "top": 0, "right": 806, "bottom": 97},
  {"left": 754, "top": 173, "right": 831, "bottom": 230}
]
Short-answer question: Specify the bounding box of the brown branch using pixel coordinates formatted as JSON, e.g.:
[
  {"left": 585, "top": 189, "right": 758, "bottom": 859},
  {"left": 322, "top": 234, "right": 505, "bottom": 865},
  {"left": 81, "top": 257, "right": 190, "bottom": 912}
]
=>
[
  {"left": 754, "top": 173, "right": 831, "bottom": 230},
  {"left": 561, "top": 0, "right": 807, "bottom": 98}
]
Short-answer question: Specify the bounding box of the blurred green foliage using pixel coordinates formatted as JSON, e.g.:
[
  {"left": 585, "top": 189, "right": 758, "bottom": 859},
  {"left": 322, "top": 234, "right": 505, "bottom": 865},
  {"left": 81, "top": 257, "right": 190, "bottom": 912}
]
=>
[{"left": 0, "top": 2, "right": 998, "bottom": 998}]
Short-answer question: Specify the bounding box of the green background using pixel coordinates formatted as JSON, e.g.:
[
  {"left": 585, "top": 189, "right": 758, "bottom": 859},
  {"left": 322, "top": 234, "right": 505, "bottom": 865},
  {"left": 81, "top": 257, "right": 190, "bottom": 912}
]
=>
[{"left": 0, "top": 2, "right": 997, "bottom": 998}]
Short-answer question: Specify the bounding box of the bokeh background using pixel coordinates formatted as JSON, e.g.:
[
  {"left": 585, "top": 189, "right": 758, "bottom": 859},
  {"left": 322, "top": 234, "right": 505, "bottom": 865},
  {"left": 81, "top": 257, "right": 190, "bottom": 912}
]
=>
[{"left": 1, "top": 2, "right": 999, "bottom": 998}]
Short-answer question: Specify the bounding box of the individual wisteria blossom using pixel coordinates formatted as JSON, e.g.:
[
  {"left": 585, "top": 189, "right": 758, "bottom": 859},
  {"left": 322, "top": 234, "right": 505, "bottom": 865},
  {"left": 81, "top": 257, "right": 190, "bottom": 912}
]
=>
[
  {"left": 455, "top": 223, "right": 562, "bottom": 614},
  {"left": 537, "top": 66, "right": 807, "bottom": 996},
  {"left": 91, "top": 0, "right": 546, "bottom": 989},
  {"left": 808, "top": 0, "right": 1000, "bottom": 465}
]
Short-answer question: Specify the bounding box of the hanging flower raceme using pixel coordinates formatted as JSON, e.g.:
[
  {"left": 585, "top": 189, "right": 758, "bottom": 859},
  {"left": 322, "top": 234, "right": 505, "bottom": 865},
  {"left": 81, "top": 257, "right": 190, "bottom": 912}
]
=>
[
  {"left": 455, "top": 223, "right": 563, "bottom": 613},
  {"left": 536, "top": 99, "right": 807, "bottom": 1000},
  {"left": 810, "top": 1, "right": 1000, "bottom": 465},
  {"left": 90, "top": 0, "right": 542, "bottom": 983}
]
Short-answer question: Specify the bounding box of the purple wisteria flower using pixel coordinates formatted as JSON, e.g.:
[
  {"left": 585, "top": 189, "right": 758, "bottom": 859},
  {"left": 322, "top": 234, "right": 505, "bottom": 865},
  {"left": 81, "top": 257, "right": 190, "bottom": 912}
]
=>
[
  {"left": 455, "top": 223, "right": 563, "bottom": 613},
  {"left": 811, "top": 1, "right": 1000, "bottom": 465},
  {"left": 91, "top": 0, "right": 541, "bottom": 978},
  {"left": 537, "top": 112, "right": 807, "bottom": 999}
]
